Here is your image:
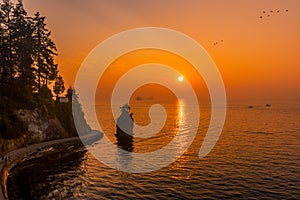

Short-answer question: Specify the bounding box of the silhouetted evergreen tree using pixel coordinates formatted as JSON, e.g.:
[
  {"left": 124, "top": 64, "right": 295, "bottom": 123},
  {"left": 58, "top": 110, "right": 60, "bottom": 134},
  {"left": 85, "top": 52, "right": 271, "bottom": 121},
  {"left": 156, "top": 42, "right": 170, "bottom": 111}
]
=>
[
  {"left": 11, "top": 0, "right": 35, "bottom": 99},
  {"left": 0, "top": 0, "right": 77, "bottom": 141},
  {"left": 1, "top": 0, "right": 60, "bottom": 93},
  {"left": 32, "top": 12, "right": 58, "bottom": 91},
  {"left": 0, "top": 3, "right": 4, "bottom": 82},
  {"left": 53, "top": 75, "right": 65, "bottom": 98},
  {"left": 0, "top": 0, "right": 16, "bottom": 86},
  {"left": 66, "top": 86, "right": 73, "bottom": 101},
  {"left": 72, "top": 89, "right": 91, "bottom": 136}
]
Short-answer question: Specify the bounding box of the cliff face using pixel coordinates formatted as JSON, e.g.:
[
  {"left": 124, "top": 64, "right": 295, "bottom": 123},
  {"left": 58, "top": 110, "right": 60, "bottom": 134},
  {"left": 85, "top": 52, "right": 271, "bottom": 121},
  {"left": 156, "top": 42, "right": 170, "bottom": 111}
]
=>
[
  {"left": 0, "top": 106, "right": 74, "bottom": 157},
  {"left": 16, "top": 108, "right": 69, "bottom": 141}
]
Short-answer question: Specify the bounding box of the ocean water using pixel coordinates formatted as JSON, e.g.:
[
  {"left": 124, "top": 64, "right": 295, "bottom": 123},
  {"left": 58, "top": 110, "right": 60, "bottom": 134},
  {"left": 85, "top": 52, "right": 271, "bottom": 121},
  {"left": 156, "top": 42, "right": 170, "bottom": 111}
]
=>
[{"left": 7, "top": 101, "right": 300, "bottom": 199}]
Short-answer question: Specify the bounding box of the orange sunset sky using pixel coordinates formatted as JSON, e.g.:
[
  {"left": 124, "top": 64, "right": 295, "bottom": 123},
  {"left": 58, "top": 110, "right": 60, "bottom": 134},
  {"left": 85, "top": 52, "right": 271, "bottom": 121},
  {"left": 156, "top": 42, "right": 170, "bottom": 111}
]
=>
[{"left": 21, "top": 0, "right": 300, "bottom": 101}]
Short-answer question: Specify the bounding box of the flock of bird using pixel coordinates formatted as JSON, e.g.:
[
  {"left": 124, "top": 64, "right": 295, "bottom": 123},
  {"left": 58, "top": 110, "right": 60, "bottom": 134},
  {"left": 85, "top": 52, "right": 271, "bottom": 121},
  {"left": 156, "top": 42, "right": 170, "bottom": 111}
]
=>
[
  {"left": 212, "top": 9, "right": 289, "bottom": 46},
  {"left": 259, "top": 9, "right": 289, "bottom": 19},
  {"left": 213, "top": 39, "right": 224, "bottom": 46}
]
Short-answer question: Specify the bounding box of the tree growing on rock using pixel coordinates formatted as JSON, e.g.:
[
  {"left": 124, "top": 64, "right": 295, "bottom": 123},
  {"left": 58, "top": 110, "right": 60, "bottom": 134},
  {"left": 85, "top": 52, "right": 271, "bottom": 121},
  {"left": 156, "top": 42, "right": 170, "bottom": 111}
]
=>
[{"left": 53, "top": 75, "right": 65, "bottom": 99}]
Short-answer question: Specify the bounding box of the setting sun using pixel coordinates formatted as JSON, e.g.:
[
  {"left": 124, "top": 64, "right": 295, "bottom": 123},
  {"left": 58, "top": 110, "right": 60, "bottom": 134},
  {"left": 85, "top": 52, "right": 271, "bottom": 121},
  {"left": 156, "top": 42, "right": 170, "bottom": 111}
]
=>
[{"left": 178, "top": 75, "right": 184, "bottom": 82}]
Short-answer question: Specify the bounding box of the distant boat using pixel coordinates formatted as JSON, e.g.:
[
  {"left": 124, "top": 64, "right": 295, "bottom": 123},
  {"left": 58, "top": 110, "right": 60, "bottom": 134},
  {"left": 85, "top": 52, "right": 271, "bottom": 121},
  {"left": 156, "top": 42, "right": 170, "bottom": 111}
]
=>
[
  {"left": 248, "top": 106, "right": 253, "bottom": 109},
  {"left": 135, "top": 96, "right": 143, "bottom": 101},
  {"left": 266, "top": 104, "right": 271, "bottom": 107}
]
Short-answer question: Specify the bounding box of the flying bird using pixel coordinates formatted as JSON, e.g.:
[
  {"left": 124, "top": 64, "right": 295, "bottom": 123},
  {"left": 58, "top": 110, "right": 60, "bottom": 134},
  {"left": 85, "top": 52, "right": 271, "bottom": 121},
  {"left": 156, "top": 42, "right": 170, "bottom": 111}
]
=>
[
  {"left": 213, "top": 40, "right": 224, "bottom": 46},
  {"left": 259, "top": 9, "right": 289, "bottom": 20}
]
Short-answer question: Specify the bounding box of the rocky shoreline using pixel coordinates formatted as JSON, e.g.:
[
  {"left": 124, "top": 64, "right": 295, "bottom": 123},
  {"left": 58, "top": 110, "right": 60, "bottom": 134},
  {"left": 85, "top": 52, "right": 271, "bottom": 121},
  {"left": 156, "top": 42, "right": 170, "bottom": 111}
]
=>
[
  {"left": 0, "top": 106, "right": 79, "bottom": 158},
  {"left": 0, "top": 137, "right": 81, "bottom": 200},
  {"left": 1, "top": 128, "right": 103, "bottom": 199}
]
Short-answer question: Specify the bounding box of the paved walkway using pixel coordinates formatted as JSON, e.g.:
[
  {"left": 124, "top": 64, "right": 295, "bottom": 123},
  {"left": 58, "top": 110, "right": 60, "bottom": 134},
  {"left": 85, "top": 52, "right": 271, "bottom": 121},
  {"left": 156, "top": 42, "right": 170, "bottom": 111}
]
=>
[{"left": 0, "top": 137, "right": 80, "bottom": 200}]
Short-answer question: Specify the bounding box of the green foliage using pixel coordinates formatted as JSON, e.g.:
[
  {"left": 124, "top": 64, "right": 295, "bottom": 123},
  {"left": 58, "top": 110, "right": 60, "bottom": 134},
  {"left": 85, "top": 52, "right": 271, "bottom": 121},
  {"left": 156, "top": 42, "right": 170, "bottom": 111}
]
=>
[
  {"left": 52, "top": 88, "right": 91, "bottom": 137},
  {"left": 71, "top": 90, "right": 91, "bottom": 136},
  {"left": 0, "top": 108, "right": 26, "bottom": 139},
  {"left": 36, "top": 85, "right": 53, "bottom": 106},
  {"left": 0, "top": 87, "right": 33, "bottom": 139},
  {"left": 52, "top": 103, "right": 77, "bottom": 137}
]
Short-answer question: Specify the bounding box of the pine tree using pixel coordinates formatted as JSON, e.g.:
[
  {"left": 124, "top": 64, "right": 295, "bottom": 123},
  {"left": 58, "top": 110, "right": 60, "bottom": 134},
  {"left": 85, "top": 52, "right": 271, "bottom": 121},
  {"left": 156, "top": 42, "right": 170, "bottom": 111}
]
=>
[
  {"left": 32, "top": 12, "right": 58, "bottom": 92},
  {"left": 0, "top": 2, "right": 4, "bottom": 83},
  {"left": 66, "top": 86, "right": 73, "bottom": 102},
  {"left": 53, "top": 75, "right": 65, "bottom": 98},
  {"left": 72, "top": 89, "right": 91, "bottom": 135},
  {"left": 0, "top": 0, "right": 15, "bottom": 86},
  {"left": 11, "top": 0, "right": 35, "bottom": 97}
]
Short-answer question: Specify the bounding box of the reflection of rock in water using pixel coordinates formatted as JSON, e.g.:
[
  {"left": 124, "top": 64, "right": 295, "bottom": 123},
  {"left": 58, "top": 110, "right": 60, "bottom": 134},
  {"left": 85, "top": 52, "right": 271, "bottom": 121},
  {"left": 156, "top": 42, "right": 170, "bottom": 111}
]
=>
[
  {"left": 115, "top": 104, "right": 134, "bottom": 152},
  {"left": 116, "top": 127, "right": 133, "bottom": 152}
]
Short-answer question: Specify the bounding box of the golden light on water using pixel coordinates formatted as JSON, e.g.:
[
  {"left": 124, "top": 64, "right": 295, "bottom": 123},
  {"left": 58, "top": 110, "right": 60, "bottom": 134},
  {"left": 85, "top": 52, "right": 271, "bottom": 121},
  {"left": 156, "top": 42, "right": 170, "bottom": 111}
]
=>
[
  {"left": 176, "top": 99, "right": 186, "bottom": 151},
  {"left": 178, "top": 99, "right": 185, "bottom": 125}
]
